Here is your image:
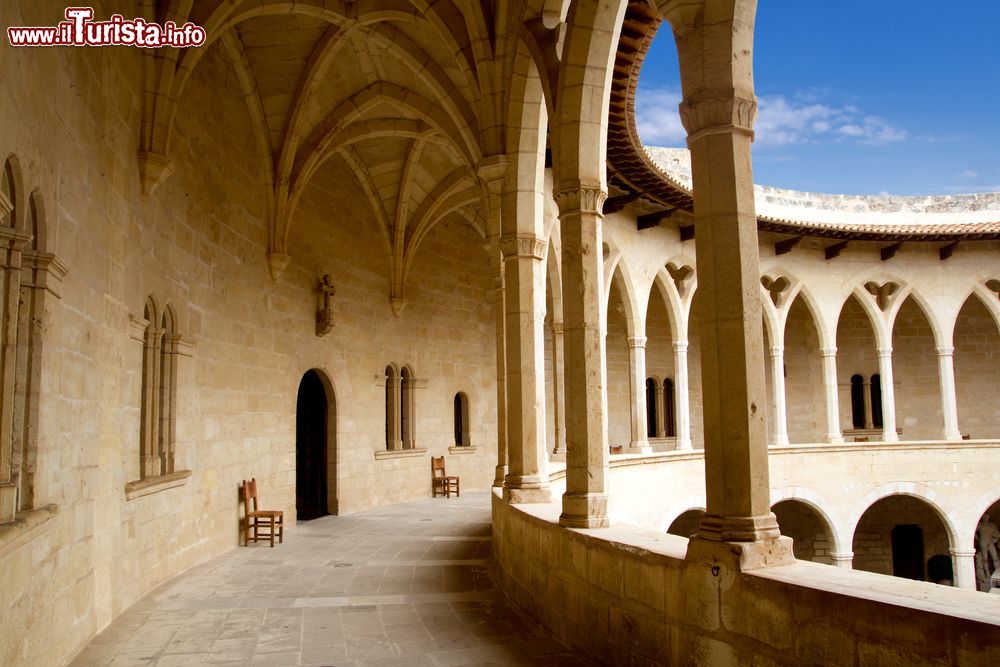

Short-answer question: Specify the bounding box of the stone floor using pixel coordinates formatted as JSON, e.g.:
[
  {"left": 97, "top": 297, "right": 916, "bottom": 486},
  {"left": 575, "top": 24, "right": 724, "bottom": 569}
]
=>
[{"left": 70, "top": 491, "right": 589, "bottom": 666}]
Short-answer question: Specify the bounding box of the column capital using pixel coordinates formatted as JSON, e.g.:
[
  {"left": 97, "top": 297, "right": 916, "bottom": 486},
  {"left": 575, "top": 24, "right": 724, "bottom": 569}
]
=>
[
  {"left": 672, "top": 340, "right": 689, "bottom": 353},
  {"left": 949, "top": 548, "right": 976, "bottom": 557},
  {"left": 627, "top": 336, "right": 647, "bottom": 349},
  {"left": 551, "top": 320, "right": 564, "bottom": 335},
  {"left": 553, "top": 186, "right": 606, "bottom": 217},
  {"left": 877, "top": 346, "right": 893, "bottom": 358},
  {"left": 769, "top": 345, "right": 784, "bottom": 357},
  {"left": 499, "top": 235, "right": 546, "bottom": 260},
  {"left": 679, "top": 94, "right": 758, "bottom": 142},
  {"left": 936, "top": 346, "right": 955, "bottom": 357},
  {"left": 820, "top": 346, "right": 837, "bottom": 358}
]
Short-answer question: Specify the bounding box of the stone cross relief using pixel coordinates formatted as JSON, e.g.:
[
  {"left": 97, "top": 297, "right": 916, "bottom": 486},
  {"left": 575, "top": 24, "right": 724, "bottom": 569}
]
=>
[
  {"left": 316, "top": 274, "right": 336, "bottom": 337},
  {"left": 975, "top": 513, "right": 1000, "bottom": 593}
]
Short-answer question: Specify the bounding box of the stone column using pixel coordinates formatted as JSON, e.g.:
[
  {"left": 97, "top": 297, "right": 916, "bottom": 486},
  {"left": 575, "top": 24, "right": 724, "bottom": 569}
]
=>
[
  {"left": 0, "top": 229, "right": 29, "bottom": 521},
  {"left": 491, "top": 266, "right": 508, "bottom": 486},
  {"left": 387, "top": 374, "right": 402, "bottom": 451},
  {"left": 655, "top": 379, "right": 666, "bottom": 438},
  {"left": 769, "top": 345, "right": 789, "bottom": 447},
  {"left": 862, "top": 377, "right": 874, "bottom": 430},
  {"left": 830, "top": 552, "right": 854, "bottom": 569},
  {"left": 936, "top": 346, "right": 962, "bottom": 441},
  {"left": 501, "top": 235, "right": 550, "bottom": 503},
  {"left": 667, "top": 7, "right": 787, "bottom": 551},
  {"left": 877, "top": 347, "right": 899, "bottom": 442},
  {"left": 141, "top": 325, "right": 166, "bottom": 476},
  {"left": 820, "top": 347, "right": 843, "bottom": 443},
  {"left": 672, "top": 340, "right": 692, "bottom": 450},
  {"left": 627, "top": 336, "right": 651, "bottom": 453},
  {"left": 950, "top": 548, "right": 976, "bottom": 590},
  {"left": 555, "top": 187, "right": 609, "bottom": 528},
  {"left": 551, "top": 321, "right": 567, "bottom": 459}
]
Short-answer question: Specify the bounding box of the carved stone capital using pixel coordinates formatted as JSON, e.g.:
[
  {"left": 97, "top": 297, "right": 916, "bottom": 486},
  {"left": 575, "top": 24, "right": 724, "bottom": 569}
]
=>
[
  {"left": 553, "top": 186, "right": 607, "bottom": 217},
  {"left": 679, "top": 95, "right": 758, "bottom": 141},
  {"left": 627, "top": 336, "right": 647, "bottom": 349},
  {"left": 499, "top": 235, "right": 546, "bottom": 260}
]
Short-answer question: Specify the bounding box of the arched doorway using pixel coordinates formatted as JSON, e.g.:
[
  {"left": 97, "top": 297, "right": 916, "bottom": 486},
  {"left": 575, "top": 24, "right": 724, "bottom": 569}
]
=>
[
  {"left": 296, "top": 369, "right": 335, "bottom": 520},
  {"left": 772, "top": 499, "right": 836, "bottom": 565},
  {"left": 852, "top": 495, "right": 952, "bottom": 584}
]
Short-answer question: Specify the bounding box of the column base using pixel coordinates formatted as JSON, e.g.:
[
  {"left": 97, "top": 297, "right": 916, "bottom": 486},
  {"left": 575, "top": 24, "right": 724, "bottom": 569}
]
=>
[
  {"left": 493, "top": 464, "right": 508, "bottom": 488},
  {"left": 882, "top": 430, "right": 899, "bottom": 443},
  {"left": 686, "top": 533, "right": 795, "bottom": 571},
  {"left": 830, "top": 552, "right": 854, "bottom": 569},
  {"left": 559, "top": 492, "right": 610, "bottom": 528},
  {"left": 628, "top": 441, "right": 652, "bottom": 454},
  {"left": 675, "top": 438, "right": 693, "bottom": 451},
  {"left": 0, "top": 482, "right": 16, "bottom": 523},
  {"left": 944, "top": 431, "right": 963, "bottom": 442},
  {"left": 825, "top": 433, "right": 844, "bottom": 444},
  {"left": 503, "top": 474, "right": 550, "bottom": 504},
  {"left": 696, "top": 511, "right": 782, "bottom": 543}
]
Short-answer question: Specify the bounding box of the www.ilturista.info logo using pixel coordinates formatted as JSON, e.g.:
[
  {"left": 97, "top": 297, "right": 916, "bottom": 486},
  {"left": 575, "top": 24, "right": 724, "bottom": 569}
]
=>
[{"left": 7, "top": 7, "right": 206, "bottom": 48}]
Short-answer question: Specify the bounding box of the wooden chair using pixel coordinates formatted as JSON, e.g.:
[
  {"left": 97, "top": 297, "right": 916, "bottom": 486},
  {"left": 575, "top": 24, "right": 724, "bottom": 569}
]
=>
[
  {"left": 241, "top": 478, "right": 284, "bottom": 547},
  {"left": 431, "top": 456, "right": 460, "bottom": 498}
]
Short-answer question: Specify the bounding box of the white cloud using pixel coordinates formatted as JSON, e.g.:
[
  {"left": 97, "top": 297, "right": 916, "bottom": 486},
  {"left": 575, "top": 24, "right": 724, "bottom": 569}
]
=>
[
  {"left": 634, "top": 87, "right": 686, "bottom": 145},
  {"left": 960, "top": 169, "right": 978, "bottom": 179},
  {"left": 636, "top": 85, "right": 909, "bottom": 148}
]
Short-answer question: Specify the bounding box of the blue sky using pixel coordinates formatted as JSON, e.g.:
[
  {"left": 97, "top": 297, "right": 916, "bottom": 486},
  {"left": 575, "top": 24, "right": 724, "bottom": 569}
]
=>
[{"left": 635, "top": 2, "right": 1000, "bottom": 195}]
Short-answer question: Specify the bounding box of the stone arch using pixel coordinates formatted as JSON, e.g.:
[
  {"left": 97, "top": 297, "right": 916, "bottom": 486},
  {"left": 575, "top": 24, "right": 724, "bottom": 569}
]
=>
[
  {"left": 606, "top": 264, "right": 636, "bottom": 448},
  {"left": 652, "top": 267, "right": 685, "bottom": 342},
  {"left": 835, "top": 292, "right": 881, "bottom": 436},
  {"left": 296, "top": 368, "right": 338, "bottom": 518},
  {"left": 891, "top": 295, "right": 944, "bottom": 440},
  {"left": 783, "top": 290, "right": 826, "bottom": 443},
  {"left": 953, "top": 292, "right": 1000, "bottom": 439},
  {"left": 851, "top": 489, "right": 957, "bottom": 584},
  {"left": 27, "top": 190, "right": 46, "bottom": 252},
  {"left": 770, "top": 496, "right": 839, "bottom": 565},
  {"left": 665, "top": 507, "right": 706, "bottom": 538},
  {"left": 1, "top": 154, "right": 24, "bottom": 230},
  {"left": 605, "top": 257, "right": 640, "bottom": 337}
]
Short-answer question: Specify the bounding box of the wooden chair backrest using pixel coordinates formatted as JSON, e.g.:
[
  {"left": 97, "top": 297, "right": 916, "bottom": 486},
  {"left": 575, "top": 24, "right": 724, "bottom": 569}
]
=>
[
  {"left": 242, "top": 478, "right": 260, "bottom": 512},
  {"left": 431, "top": 456, "right": 446, "bottom": 478}
]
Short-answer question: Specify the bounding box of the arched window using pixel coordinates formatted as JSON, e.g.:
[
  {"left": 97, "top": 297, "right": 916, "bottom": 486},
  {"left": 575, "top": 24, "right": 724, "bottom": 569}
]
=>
[
  {"left": 664, "top": 378, "right": 676, "bottom": 438},
  {"left": 850, "top": 374, "right": 865, "bottom": 429},
  {"left": 400, "top": 367, "right": 413, "bottom": 449},
  {"left": 645, "top": 378, "right": 658, "bottom": 438},
  {"left": 870, "top": 374, "right": 883, "bottom": 429},
  {"left": 158, "top": 307, "right": 178, "bottom": 474},
  {"left": 385, "top": 366, "right": 398, "bottom": 450},
  {"left": 454, "top": 392, "right": 470, "bottom": 446},
  {"left": 137, "top": 298, "right": 186, "bottom": 479}
]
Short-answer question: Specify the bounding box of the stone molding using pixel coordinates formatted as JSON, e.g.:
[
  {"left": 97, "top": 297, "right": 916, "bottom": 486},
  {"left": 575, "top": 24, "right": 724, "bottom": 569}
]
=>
[
  {"left": 553, "top": 187, "right": 607, "bottom": 216},
  {"left": 448, "top": 446, "right": 477, "bottom": 455},
  {"left": 22, "top": 251, "right": 69, "bottom": 298},
  {"left": 374, "top": 447, "right": 427, "bottom": 460},
  {"left": 0, "top": 503, "right": 58, "bottom": 560},
  {"left": 627, "top": 336, "right": 647, "bottom": 348},
  {"left": 128, "top": 315, "right": 150, "bottom": 342},
  {"left": 124, "top": 469, "right": 192, "bottom": 501},
  {"left": 679, "top": 95, "right": 758, "bottom": 141},
  {"left": 499, "top": 236, "right": 546, "bottom": 260}
]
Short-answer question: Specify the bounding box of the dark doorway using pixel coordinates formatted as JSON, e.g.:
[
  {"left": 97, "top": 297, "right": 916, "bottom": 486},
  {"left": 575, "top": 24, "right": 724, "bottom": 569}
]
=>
[
  {"left": 891, "top": 524, "right": 924, "bottom": 580},
  {"left": 296, "top": 369, "right": 329, "bottom": 520}
]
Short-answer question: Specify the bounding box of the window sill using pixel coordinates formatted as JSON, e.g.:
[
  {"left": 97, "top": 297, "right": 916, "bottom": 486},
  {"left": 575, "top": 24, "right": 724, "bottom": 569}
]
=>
[
  {"left": 0, "top": 503, "right": 59, "bottom": 560},
  {"left": 125, "top": 470, "right": 192, "bottom": 501},
  {"left": 448, "top": 446, "right": 477, "bottom": 455},
  {"left": 374, "top": 448, "right": 427, "bottom": 460}
]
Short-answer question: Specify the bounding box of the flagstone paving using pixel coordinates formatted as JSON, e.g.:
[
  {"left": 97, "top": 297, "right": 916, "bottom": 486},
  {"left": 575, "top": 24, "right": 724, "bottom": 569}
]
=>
[{"left": 69, "top": 491, "right": 589, "bottom": 666}]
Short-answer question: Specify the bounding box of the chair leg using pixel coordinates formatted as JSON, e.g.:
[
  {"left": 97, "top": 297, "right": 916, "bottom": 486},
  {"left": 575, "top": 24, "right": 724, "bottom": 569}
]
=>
[{"left": 269, "top": 516, "right": 275, "bottom": 547}]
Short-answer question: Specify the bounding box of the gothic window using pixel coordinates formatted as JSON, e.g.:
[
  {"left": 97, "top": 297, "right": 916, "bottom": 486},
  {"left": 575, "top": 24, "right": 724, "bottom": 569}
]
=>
[
  {"left": 663, "top": 378, "right": 676, "bottom": 438},
  {"left": 870, "top": 374, "right": 883, "bottom": 429},
  {"left": 645, "top": 378, "right": 658, "bottom": 438},
  {"left": 454, "top": 392, "right": 470, "bottom": 446},
  {"left": 850, "top": 374, "right": 865, "bottom": 428},
  {"left": 385, "top": 365, "right": 398, "bottom": 450},
  {"left": 400, "top": 367, "right": 414, "bottom": 449},
  {"left": 138, "top": 298, "right": 184, "bottom": 479},
  {"left": 0, "top": 156, "right": 62, "bottom": 522}
]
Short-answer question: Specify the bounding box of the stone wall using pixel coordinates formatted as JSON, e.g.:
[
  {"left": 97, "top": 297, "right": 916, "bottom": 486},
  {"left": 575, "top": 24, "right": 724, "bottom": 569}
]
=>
[
  {"left": 493, "top": 492, "right": 1000, "bottom": 666},
  {"left": 0, "top": 8, "right": 497, "bottom": 665}
]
